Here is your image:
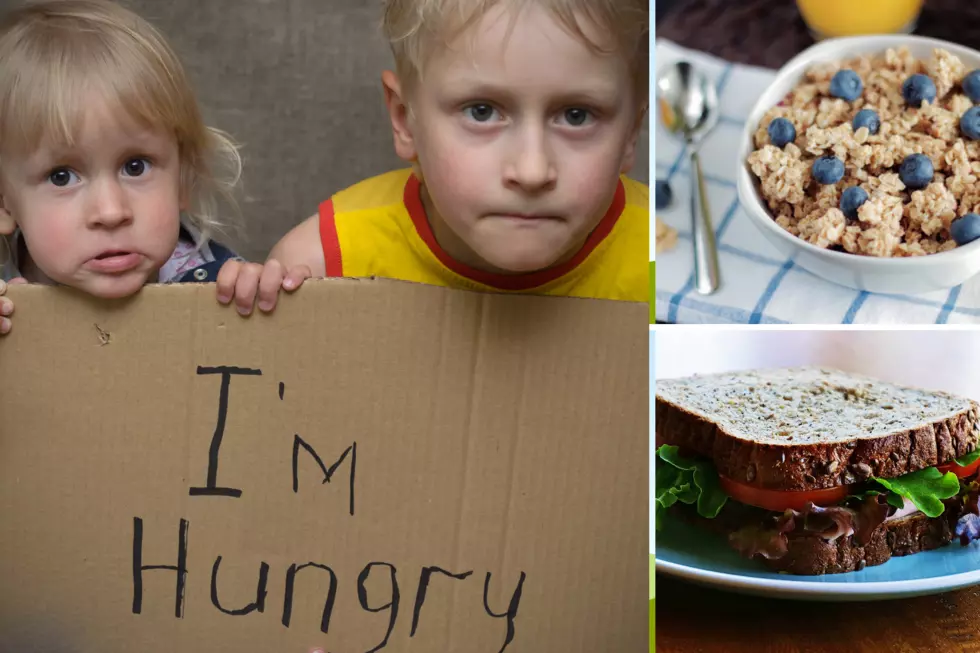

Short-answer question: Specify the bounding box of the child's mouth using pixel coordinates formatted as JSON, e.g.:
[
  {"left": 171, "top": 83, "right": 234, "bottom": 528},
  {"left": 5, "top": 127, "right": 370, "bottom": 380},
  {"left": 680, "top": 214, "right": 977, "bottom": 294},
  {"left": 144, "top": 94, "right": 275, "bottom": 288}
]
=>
[
  {"left": 87, "top": 251, "right": 142, "bottom": 273},
  {"left": 495, "top": 213, "right": 559, "bottom": 222},
  {"left": 95, "top": 250, "right": 129, "bottom": 260}
]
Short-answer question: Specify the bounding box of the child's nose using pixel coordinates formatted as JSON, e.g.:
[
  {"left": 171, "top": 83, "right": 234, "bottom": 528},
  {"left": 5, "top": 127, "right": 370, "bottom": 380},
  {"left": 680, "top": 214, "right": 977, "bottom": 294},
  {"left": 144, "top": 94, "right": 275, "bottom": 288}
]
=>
[
  {"left": 87, "top": 177, "right": 133, "bottom": 228},
  {"left": 504, "top": 128, "right": 557, "bottom": 192}
]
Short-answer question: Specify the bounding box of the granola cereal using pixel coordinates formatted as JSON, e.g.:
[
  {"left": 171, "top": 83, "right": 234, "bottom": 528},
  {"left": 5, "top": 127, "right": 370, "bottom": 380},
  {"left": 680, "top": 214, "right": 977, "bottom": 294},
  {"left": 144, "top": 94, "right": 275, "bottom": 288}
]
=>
[{"left": 748, "top": 47, "right": 980, "bottom": 257}]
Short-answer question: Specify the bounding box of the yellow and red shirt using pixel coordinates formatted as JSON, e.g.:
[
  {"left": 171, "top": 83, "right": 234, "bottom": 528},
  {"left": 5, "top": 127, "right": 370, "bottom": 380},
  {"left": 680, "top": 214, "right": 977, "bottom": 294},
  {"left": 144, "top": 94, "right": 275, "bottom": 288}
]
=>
[{"left": 318, "top": 169, "right": 648, "bottom": 302}]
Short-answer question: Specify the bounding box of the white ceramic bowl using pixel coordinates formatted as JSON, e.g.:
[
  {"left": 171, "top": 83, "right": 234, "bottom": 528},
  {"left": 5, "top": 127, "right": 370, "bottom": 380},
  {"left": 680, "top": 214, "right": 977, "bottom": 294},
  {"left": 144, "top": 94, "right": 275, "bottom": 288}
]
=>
[{"left": 736, "top": 35, "right": 980, "bottom": 295}]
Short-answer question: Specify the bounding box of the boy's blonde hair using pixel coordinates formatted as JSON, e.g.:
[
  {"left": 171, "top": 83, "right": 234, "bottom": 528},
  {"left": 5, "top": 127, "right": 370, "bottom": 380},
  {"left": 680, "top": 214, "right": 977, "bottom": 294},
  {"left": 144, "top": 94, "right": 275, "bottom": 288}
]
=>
[
  {"left": 383, "top": 0, "right": 649, "bottom": 102},
  {"left": 0, "top": 0, "right": 242, "bottom": 254}
]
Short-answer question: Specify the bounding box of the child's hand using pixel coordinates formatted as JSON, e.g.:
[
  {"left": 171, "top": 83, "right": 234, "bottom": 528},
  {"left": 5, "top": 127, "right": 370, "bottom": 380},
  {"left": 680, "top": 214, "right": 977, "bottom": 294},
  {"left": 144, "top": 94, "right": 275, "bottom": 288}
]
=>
[
  {"left": 0, "top": 277, "right": 26, "bottom": 335},
  {"left": 215, "top": 259, "right": 312, "bottom": 316}
]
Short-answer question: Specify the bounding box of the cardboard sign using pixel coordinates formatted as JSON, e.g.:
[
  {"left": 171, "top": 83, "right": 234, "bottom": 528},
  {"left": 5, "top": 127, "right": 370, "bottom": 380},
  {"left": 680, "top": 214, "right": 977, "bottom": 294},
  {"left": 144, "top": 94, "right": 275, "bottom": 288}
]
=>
[{"left": 0, "top": 280, "right": 647, "bottom": 652}]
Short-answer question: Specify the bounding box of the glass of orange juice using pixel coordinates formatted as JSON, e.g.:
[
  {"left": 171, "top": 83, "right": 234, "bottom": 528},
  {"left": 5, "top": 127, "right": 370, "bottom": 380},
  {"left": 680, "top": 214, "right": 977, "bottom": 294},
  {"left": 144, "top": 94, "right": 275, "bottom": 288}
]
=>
[{"left": 796, "top": 0, "right": 925, "bottom": 40}]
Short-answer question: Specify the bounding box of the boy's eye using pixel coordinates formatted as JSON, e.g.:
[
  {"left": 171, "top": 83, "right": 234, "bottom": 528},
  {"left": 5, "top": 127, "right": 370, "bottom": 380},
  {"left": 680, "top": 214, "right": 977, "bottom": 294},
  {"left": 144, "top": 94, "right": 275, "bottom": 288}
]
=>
[
  {"left": 122, "top": 158, "right": 151, "bottom": 177},
  {"left": 48, "top": 168, "right": 78, "bottom": 187},
  {"left": 466, "top": 104, "right": 497, "bottom": 122},
  {"left": 563, "top": 108, "right": 592, "bottom": 126}
]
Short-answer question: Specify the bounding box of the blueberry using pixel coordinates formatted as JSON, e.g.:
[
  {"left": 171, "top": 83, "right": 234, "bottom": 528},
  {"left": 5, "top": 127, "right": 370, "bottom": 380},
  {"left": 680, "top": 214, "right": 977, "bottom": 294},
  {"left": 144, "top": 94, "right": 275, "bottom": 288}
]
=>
[
  {"left": 963, "top": 70, "right": 980, "bottom": 103},
  {"left": 767, "top": 117, "right": 797, "bottom": 148},
  {"left": 830, "top": 69, "right": 863, "bottom": 101},
  {"left": 951, "top": 213, "right": 980, "bottom": 245},
  {"left": 812, "top": 155, "right": 845, "bottom": 185},
  {"left": 852, "top": 109, "right": 880, "bottom": 135},
  {"left": 898, "top": 153, "right": 934, "bottom": 190},
  {"left": 655, "top": 179, "right": 673, "bottom": 210},
  {"left": 840, "top": 186, "right": 869, "bottom": 220},
  {"left": 902, "top": 74, "right": 937, "bottom": 106},
  {"left": 962, "top": 106, "right": 980, "bottom": 140}
]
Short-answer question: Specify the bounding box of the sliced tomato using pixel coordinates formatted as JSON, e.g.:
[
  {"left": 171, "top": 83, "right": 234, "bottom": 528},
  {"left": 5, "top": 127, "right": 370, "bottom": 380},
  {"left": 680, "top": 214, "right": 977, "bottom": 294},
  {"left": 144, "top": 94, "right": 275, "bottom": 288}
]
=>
[
  {"left": 718, "top": 475, "right": 852, "bottom": 512},
  {"left": 936, "top": 456, "right": 980, "bottom": 479}
]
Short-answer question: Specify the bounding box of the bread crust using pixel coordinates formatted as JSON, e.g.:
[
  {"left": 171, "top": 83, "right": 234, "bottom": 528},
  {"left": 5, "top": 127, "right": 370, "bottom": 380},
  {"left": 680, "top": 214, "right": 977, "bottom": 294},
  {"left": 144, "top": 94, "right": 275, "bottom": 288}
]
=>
[
  {"left": 671, "top": 500, "right": 965, "bottom": 575},
  {"left": 656, "top": 391, "right": 980, "bottom": 492}
]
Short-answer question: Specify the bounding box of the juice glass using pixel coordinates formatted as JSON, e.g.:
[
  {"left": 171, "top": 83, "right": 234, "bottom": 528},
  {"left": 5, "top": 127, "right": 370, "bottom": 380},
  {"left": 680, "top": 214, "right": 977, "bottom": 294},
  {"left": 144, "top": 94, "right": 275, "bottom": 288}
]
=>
[{"left": 796, "top": 0, "right": 925, "bottom": 39}]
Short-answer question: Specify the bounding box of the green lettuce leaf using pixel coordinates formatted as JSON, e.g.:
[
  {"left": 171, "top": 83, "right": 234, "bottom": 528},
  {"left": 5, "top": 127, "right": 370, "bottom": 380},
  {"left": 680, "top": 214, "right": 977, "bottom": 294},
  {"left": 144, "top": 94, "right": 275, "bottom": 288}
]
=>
[
  {"left": 655, "top": 445, "right": 728, "bottom": 530},
  {"left": 954, "top": 447, "right": 980, "bottom": 467},
  {"left": 872, "top": 467, "right": 960, "bottom": 518}
]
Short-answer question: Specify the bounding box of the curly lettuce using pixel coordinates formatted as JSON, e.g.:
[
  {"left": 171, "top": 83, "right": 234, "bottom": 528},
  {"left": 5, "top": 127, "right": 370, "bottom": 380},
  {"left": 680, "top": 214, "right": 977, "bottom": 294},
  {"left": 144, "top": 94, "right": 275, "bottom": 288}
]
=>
[
  {"left": 655, "top": 445, "right": 727, "bottom": 530},
  {"left": 871, "top": 467, "right": 960, "bottom": 518}
]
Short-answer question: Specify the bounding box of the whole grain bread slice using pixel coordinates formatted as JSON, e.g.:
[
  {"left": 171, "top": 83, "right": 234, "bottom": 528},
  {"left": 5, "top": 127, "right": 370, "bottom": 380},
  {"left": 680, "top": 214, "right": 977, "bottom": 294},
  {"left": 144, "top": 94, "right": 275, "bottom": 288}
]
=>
[
  {"left": 656, "top": 367, "right": 980, "bottom": 491},
  {"left": 671, "top": 500, "right": 964, "bottom": 575}
]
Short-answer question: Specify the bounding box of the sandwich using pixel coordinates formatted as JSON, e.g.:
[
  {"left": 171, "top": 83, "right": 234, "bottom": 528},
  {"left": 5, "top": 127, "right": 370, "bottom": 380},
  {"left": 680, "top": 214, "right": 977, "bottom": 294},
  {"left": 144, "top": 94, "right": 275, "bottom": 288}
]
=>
[{"left": 655, "top": 366, "right": 980, "bottom": 575}]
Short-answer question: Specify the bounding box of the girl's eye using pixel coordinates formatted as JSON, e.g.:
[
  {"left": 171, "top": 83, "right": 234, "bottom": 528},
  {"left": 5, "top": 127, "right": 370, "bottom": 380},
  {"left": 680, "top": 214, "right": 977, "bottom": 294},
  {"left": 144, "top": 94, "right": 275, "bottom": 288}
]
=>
[
  {"left": 48, "top": 168, "right": 79, "bottom": 187},
  {"left": 122, "top": 158, "right": 151, "bottom": 177},
  {"left": 466, "top": 104, "right": 498, "bottom": 122},
  {"left": 562, "top": 108, "right": 592, "bottom": 127}
]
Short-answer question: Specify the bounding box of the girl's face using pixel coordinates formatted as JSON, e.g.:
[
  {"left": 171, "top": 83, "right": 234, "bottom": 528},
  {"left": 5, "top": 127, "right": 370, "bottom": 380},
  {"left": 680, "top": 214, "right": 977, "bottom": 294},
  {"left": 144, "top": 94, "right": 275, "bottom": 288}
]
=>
[{"left": 0, "top": 98, "right": 183, "bottom": 298}]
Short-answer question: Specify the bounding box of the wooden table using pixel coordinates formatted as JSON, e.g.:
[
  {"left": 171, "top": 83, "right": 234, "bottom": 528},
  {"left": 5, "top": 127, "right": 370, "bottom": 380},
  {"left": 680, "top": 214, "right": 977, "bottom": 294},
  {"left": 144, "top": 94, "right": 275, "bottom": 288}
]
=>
[{"left": 655, "top": 572, "right": 980, "bottom": 652}]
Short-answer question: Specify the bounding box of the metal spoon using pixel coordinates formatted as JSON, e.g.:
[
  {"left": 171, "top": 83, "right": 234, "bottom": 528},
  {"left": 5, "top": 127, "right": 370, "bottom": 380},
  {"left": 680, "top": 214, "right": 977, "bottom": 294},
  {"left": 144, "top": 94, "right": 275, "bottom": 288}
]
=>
[{"left": 656, "top": 61, "right": 721, "bottom": 295}]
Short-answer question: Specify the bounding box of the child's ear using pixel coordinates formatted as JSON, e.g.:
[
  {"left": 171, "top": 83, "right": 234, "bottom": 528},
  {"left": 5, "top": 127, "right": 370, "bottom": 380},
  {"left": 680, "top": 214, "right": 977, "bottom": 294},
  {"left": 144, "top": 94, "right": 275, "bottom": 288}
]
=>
[
  {"left": 382, "top": 70, "right": 418, "bottom": 163},
  {"left": 619, "top": 101, "right": 649, "bottom": 175},
  {"left": 0, "top": 195, "right": 14, "bottom": 236}
]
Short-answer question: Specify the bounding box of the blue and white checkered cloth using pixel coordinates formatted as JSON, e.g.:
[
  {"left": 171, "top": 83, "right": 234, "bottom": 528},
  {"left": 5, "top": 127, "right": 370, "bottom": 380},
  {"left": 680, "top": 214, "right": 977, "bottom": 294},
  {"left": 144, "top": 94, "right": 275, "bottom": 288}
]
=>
[{"left": 654, "top": 40, "right": 980, "bottom": 324}]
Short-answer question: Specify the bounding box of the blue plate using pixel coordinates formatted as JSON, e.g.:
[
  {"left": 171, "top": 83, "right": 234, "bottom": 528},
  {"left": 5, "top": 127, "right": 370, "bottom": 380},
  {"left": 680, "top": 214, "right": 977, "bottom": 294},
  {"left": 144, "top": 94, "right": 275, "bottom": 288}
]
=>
[{"left": 656, "top": 516, "right": 980, "bottom": 601}]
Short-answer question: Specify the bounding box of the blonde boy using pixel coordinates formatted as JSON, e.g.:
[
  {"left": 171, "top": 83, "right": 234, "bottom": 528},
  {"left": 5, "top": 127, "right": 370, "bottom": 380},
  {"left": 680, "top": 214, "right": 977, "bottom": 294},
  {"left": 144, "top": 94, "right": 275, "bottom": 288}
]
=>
[{"left": 218, "top": 0, "right": 649, "bottom": 313}]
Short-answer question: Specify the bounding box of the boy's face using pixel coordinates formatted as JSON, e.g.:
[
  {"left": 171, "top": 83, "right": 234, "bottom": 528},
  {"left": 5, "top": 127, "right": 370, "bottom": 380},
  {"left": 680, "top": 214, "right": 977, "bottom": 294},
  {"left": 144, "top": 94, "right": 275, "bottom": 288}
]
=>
[
  {"left": 0, "top": 97, "right": 182, "bottom": 298},
  {"left": 385, "top": 5, "right": 643, "bottom": 274}
]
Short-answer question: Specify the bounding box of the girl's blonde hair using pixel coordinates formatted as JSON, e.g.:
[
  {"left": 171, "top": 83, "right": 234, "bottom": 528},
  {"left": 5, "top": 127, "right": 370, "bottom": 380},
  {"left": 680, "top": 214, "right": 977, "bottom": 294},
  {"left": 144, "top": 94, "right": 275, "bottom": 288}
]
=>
[
  {"left": 382, "top": 0, "right": 649, "bottom": 102},
  {"left": 0, "top": 0, "right": 242, "bottom": 253}
]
